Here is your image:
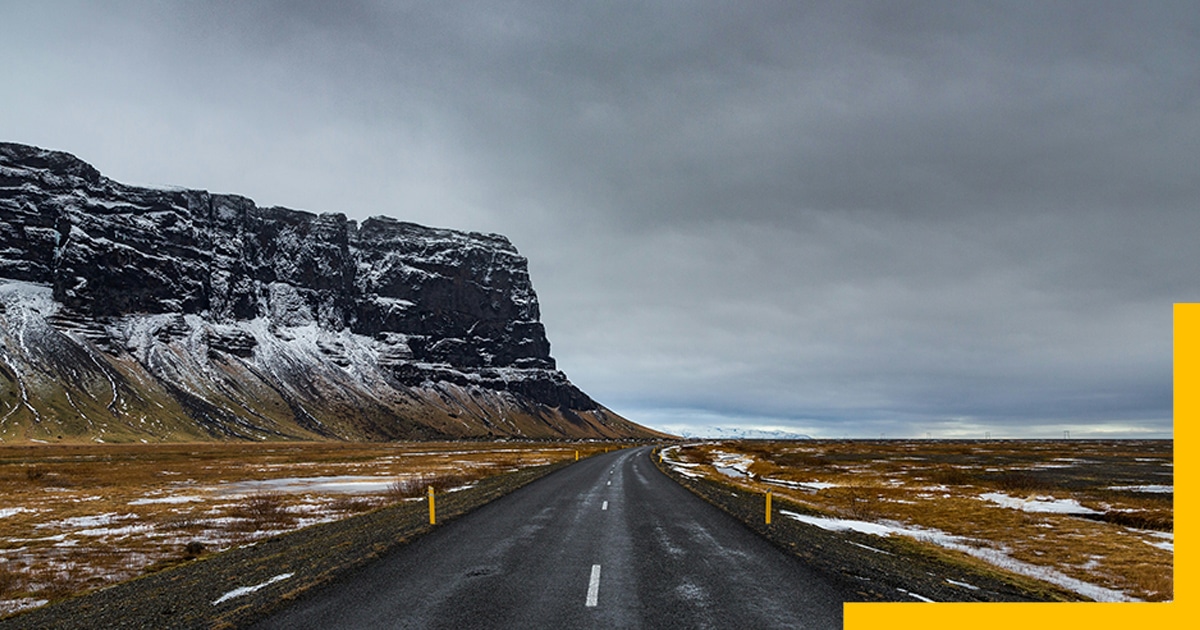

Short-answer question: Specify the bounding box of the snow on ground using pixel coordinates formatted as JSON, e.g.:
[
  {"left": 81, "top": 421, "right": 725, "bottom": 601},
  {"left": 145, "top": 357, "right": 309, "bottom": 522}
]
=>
[
  {"left": 898, "top": 588, "right": 935, "bottom": 602},
  {"left": 73, "top": 524, "right": 152, "bottom": 537},
  {"left": 978, "top": 492, "right": 1101, "bottom": 515},
  {"left": 216, "top": 475, "right": 413, "bottom": 495},
  {"left": 781, "top": 511, "right": 923, "bottom": 539},
  {"left": 661, "top": 451, "right": 705, "bottom": 479},
  {"left": 1106, "top": 485, "right": 1173, "bottom": 493},
  {"left": 762, "top": 478, "right": 837, "bottom": 492},
  {"left": 1144, "top": 531, "right": 1173, "bottom": 551},
  {"left": 128, "top": 495, "right": 205, "bottom": 505},
  {"left": 212, "top": 573, "right": 294, "bottom": 605},
  {"left": 0, "top": 598, "right": 50, "bottom": 617},
  {"left": 0, "top": 507, "right": 31, "bottom": 518},
  {"left": 710, "top": 450, "right": 755, "bottom": 478},
  {"left": 671, "top": 468, "right": 704, "bottom": 479},
  {"left": 36, "top": 513, "right": 138, "bottom": 529},
  {"left": 779, "top": 509, "right": 1137, "bottom": 602},
  {"left": 848, "top": 541, "right": 891, "bottom": 555}
]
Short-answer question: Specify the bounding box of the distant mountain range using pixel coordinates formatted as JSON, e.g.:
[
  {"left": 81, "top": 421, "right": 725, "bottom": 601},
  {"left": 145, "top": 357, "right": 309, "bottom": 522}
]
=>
[
  {"left": 678, "top": 427, "right": 813, "bottom": 440},
  {"left": 0, "top": 142, "right": 667, "bottom": 442}
]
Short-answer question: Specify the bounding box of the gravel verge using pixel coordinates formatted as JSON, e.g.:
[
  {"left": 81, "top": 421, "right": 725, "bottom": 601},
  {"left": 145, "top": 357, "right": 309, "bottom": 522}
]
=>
[
  {"left": 0, "top": 461, "right": 570, "bottom": 630},
  {"left": 652, "top": 451, "right": 1085, "bottom": 603}
]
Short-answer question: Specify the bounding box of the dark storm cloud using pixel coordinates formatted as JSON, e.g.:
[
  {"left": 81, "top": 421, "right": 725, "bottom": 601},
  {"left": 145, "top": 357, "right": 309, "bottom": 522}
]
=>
[{"left": 2, "top": 1, "right": 1195, "bottom": 436}]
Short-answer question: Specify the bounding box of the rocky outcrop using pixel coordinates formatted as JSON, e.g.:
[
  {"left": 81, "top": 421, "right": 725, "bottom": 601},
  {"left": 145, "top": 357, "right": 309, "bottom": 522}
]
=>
[{"left": 0, "top": 142, "right": 660, "bottom": 442}]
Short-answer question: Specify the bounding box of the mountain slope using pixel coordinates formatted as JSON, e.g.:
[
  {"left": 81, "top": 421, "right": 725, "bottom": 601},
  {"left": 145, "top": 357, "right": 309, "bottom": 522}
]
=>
[{"left": 0, "top": 142, "right": 662, "bottom": 442}]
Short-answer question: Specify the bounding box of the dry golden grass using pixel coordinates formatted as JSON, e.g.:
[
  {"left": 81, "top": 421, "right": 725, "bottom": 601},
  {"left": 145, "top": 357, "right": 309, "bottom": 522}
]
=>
[
  {"left": 667, "top": 439, "right": 1172, "bottom": 602},
  {"left": 0, "top": 441, "right": 614, "bottom": 615}
]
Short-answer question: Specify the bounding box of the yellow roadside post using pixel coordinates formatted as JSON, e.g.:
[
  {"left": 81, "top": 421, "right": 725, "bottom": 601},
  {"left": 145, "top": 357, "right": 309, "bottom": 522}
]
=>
[
  {"left": 765, "top": 491, "right": 772, "bottom": 524},
  {"left": 428, "top": 486, "right": 436, "bottom": 524},
  {"left": 575, "top": 450, "right": 579, "bottom": 461}
]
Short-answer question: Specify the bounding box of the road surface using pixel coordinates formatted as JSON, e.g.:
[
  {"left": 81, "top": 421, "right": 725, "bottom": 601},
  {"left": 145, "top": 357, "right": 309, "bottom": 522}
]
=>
[{"left": 251, "top": 446, "right": 851, "bottom": 629}]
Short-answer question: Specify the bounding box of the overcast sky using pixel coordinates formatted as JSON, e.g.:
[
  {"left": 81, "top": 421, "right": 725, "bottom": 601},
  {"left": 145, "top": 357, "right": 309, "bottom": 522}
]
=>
[{"left": 3, "top": 1, "right": 1195, "bottom": 438}]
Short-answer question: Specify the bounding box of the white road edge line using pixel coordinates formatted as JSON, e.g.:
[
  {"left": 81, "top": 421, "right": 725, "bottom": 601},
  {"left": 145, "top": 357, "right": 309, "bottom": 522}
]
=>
[
  {"left": 586, "top": 564, "right": 601, "bottom": 607},
  {"left": 602, "top": 501, "right": 608, "bottom": 510}
]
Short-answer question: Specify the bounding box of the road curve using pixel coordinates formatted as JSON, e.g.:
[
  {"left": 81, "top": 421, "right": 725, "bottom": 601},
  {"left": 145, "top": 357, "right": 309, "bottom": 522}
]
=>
[{"left": 251, "top": 447, "right": 851, "bottom": 629}]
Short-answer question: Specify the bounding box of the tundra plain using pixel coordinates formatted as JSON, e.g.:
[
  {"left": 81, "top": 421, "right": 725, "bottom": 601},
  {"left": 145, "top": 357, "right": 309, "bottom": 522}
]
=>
[
  {"left": 662, "top": 439, "right": 1172, "bottom": 602},
  {"left": 0, "top": 441, "right": 611, "bottom": 617}
]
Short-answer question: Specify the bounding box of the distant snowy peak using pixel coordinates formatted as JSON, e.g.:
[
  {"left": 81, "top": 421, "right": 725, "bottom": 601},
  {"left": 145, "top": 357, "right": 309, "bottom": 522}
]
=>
[
  {"left": 681, "top": 427, "right": 813, "bottom": 440},
  {"left": 0, "top": 141, "right": 662, "bottom": 442}
]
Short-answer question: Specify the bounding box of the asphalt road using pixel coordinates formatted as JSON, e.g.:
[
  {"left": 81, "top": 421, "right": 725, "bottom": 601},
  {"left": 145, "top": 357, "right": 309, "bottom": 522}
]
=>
[{"left": 251, "top": 447, "right": 852, "bottom": 629}]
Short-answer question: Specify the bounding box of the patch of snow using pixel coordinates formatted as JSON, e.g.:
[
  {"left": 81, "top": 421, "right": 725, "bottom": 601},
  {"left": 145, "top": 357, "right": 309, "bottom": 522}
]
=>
[
  {"left": 0, "top": 598, "right": 49, "bottom": 616},
  {"left": 75, "top": 524, "right": 151, "bottom": 537},
  {"left": 714, "top": 466, "right": 746, "bottom": 478},
  {"left": 762, "top": 478, "right": 837, "bottom": 492},
  {"left": 0, "top": 507, "right": 31, "bottom": 518},
  {"left": 978, "top": 492, "right": 1101, "bottom": 515},
  {"left": 671, "top": 466, "right": 703, "bottom": 479},
  {"left": 6, "top": 533, "right": 69, "bottom": 543},
  {"left": 292, "top": 514, "right": 344, "bottom": 528},
  {"left": 849, "top": 541, "right": 892, "bottom": 555},
  {"left": 217, "top": 475, "right": 413, "bottom": 495},
  {"left": 779, "top": 510, "right": 1137, "bottom": 602},
  {"left": 1143, "top": 532, "right": 1173, "bottom": 551},
  {"left": 898, "top": 588, "right": 935, "bottom": 602},
  {"left": 212, "top": 572, "right": 295, "bottom": 605},
  {"left": 1106, "top": 485, "right": 1172, "bottom": 493},
  {"left": 137, "top": 182, "right": 187, "bottom": 192},
  {"left": 0, "top": 280, "right": 57, "bottom": 308},
  {"left": 710, "top": 450, "right": 755, "bottom": 478},
  {"left": 37, "top": 513, "right": 137, "bottom": 529},
  {"left": 129, "top": 495, "right": 206, "bottom": 505},
  {"left": 780, "top": 511, "right": 915, "bottom": 538}
]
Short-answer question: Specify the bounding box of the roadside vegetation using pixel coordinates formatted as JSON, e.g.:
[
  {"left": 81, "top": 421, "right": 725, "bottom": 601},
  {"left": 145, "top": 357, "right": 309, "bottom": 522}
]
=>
[
  {"left": 660, "top": 439, "right": 1172, "bottom": 602},
  {"left": 0, "top": 441, "right": 612, "bottom": 617}
]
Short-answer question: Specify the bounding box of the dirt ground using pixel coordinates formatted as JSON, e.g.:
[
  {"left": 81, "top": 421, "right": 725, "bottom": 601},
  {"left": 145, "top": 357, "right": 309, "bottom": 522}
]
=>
[
  {"left": 0, "top": 441, "right": 613, "bottom": 618},
  {"left": 659, "top": 439, "right": 1172, "bottom": 602}
]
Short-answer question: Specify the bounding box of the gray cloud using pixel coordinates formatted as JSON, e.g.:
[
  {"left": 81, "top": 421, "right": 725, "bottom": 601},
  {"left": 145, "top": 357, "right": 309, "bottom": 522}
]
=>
[{"left": 3, "top": 1, "right": 1195, "bottom": 437}]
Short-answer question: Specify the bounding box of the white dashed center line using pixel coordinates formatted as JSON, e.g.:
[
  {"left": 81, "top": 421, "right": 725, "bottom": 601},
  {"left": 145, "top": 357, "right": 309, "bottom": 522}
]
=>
[
  {"left": 586, "top": 564, "right": 601, "bottom": 607},
  {"left": 602, "top": 500, "right": 608, "bottom": 510}
]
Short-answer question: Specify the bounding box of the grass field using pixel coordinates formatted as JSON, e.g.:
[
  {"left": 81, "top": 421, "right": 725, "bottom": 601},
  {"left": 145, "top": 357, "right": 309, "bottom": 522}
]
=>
[
  {"left": 662, "top": 439, "right": 1172, "bottom": 602},
  {"left": 0, "top": 441, "right": 613, "bottom": 617}
]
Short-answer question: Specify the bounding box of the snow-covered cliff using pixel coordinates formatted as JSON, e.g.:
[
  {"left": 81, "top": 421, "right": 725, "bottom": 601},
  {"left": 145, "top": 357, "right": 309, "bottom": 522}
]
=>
[{"left": 0, "top": 142, "right": 657, "bottom": 441}]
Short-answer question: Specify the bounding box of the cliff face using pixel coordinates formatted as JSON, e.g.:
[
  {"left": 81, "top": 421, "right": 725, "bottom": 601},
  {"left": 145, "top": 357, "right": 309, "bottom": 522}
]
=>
[{"left": 0, "top": 142, "right": 657, "bottom": 442}]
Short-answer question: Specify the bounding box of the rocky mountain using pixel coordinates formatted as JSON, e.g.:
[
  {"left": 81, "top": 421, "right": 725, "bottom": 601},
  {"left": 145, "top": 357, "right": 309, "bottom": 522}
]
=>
[{"left": 0, "top": 142, "right": 662, "bottom": 442}]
